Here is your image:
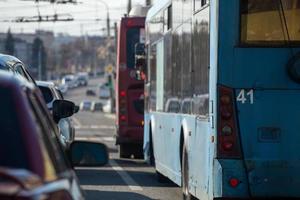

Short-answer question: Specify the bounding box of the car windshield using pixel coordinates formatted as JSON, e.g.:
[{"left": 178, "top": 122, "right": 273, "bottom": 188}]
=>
[{"left": 0, "top": 88, "right": 29, "bottom": 169}]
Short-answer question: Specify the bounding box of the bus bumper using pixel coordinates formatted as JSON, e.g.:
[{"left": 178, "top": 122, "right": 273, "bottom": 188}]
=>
[
  {"left": 213, "top": 159, "right": 249, "bottom": 199},
  {"left": 115, "top": 125, "right": 143, "bottom": 145}
]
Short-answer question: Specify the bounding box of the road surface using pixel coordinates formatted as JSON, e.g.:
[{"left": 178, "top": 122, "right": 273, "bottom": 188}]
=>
[{"left": 64, "top": 77, "right": 182, "bottom": 200}]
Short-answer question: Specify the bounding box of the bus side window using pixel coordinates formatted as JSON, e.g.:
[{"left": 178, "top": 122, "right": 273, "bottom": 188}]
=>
[
  {"left": 194, "top": 0, "right": 208, "bottom": 12},
  {"left": 166, "top": 99, "right": 181, "bottom": 113}
]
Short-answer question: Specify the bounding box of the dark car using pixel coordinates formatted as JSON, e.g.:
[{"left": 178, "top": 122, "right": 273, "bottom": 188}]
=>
[
  {"left": 86, "top": 89, "right": 96, "bottom": 96},
  {"left": 0, "top": 71, "right": 108, "bottom": 200}
]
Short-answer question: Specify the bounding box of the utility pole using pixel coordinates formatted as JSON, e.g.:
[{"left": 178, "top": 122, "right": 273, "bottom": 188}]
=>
[
  {"left": 106, "top": 12, "right": 110, "bottom": 37},
  {"left": 127, "top": 0, "right": 132, "bottom": 14},
  {"left": 114, "top": 22, "right": 118, "bottom": 57},
  {"left": 96, "top": 0, "right": 110, "bottom": 37},
  {"left": 38, "top": 42, "right": 42, "bottom": 80}
]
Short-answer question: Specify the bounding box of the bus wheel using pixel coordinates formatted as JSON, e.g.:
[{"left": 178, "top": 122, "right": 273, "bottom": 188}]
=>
[
  {"left": 182, "top": 144, "right": 197, "bottom": 200},
  {"left": 119, "top": 144, "right": 131, "bottom": 158}
]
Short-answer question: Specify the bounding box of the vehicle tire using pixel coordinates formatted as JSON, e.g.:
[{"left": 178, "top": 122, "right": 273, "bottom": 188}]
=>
[
  {"left": 132, "top": 144, "right": 144, "bottom": 159},
  {"left": 119, "top": 144, "right": 131, "bottom": 158},
  {"left": 182, "top": 143, "right": 197, "bottom": 200}
]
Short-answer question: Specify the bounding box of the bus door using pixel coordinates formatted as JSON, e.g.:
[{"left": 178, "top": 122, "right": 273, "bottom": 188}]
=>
[{"left": 220, "top": 0, "right": 300, "bottom": 196}]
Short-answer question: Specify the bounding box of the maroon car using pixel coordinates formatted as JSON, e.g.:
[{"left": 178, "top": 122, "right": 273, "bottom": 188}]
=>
[{"left": 0, "top": 71, "right": 108, "bottom": 200}]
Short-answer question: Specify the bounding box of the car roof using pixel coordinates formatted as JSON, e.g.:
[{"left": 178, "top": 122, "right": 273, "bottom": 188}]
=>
[
  {"left": 0, "top": 70, "right": 35, "bottom": 90},
  {"left": 36, "top": 81, "right": 55, "bottom": 88},
  {"left": 0, "top": 54, "right": 22, "bottom": 68}
]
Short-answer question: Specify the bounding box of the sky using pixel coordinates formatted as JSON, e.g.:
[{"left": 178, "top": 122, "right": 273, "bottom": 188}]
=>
[{"left": 0, "top": 0, "right": 146, "bottom": 36}]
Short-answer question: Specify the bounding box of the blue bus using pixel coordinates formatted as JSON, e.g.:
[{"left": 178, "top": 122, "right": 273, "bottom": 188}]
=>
[{"left": 143, "top": 0, "right": 300, "bottom": 199}]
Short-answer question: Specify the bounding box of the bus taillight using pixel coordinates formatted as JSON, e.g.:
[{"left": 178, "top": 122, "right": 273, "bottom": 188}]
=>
[
  {"left": 120, "top": 115, "right": 126, "bottom": 121},
  {"left": 120, "top": 90, "right": 126, "bottom": 97},
  {"left": 217, "top": 85, "right": 242, "bottom": 158}
]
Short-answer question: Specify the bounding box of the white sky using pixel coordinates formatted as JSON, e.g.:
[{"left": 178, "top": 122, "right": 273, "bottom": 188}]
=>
[{"left": 0, "top": 0, "right": 146, "bottom": 36}]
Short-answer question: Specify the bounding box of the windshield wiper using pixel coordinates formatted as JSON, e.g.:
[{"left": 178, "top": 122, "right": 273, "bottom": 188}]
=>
[{"left": 277, "top": 0, "right": 293, "bottom": 49}]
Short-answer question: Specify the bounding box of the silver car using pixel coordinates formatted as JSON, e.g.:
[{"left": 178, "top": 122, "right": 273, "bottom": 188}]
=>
[{"left": 37, "top": 81, "right": 75, "bottom": 148}]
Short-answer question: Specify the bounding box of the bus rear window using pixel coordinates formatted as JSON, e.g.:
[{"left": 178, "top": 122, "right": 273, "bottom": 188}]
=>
[
  {"left": 126, "top": 28, "right": 140, "bottom": 68},
  {"left": 240, "top": 0, "right": 300, "bottom": 45}
]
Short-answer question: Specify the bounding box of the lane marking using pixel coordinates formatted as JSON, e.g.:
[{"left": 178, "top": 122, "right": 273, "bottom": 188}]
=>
[
  {"left": 110, "top": 160, "right": 143, "bottom": 191},
  {"left": 104, "top": 114, "right": 116, "bottom": 120},
  {"left": 75, "top": 125, "right": 115, "bottom": 130},
  {"left": 76, "top": 136, "right": 115, "bottom": 142}
]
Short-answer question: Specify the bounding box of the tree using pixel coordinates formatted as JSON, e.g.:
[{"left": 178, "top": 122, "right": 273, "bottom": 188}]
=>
[
  {"left": 4, "top": 29, "right": 15, "bottom": 55},
  {"left": 32, "top": 37, "right": 47, "bottom": 80}
]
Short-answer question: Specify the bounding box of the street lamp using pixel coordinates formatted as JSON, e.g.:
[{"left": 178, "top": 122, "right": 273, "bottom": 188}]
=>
[{"left": 96, "top": 0, "right": 110, "bottom": 37}]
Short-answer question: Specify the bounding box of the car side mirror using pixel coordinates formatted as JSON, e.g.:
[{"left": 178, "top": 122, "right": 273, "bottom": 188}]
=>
[
  {"left": 69, "top": 141, "right": 109, "bottom": 167},
  {"left": 53, "top": 100, "right": 77, "bottom": 123}
]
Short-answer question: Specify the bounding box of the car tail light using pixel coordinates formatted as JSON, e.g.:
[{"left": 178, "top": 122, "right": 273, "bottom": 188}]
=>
[{"left": 217, "top": 85, "right": 242, "bottom": 158}]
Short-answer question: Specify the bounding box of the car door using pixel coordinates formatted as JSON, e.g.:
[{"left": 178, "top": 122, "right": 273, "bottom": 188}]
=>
[{"left": 27, "top": 90, "right": 83, "bottom": 200}]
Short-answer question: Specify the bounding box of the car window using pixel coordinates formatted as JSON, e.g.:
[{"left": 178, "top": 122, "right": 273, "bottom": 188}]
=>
[
  {"left": 15, "top": 64, "right": 27, "bottom": 77},
  {"left": 14, "top": 64, "right": 35, "bottom": 84},
  {"left": 39, "top": 86, "right": 54, "bottom": 104},
  {"left": 0, "top": 88, "right": 29, "bottom": 169},
  {"left": 0, "top": 63, "right": 13, "bottom": 72},
  {"left": 56, "top": 89, "right": 64, "bottom": 100},
  {"left": 28, "top": 92, "right": 69, "bottom": 174}
]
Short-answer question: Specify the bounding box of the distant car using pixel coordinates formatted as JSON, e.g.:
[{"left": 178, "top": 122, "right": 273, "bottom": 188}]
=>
[
  {"left": 86, "top": 89, "right": 96, "bottom": 96},
  {"left": 77, "top": 72, "right": 89, "bottom": 86},
  {"left": 102, "top": 100, "right": 112, "bottom": 113},
  {"left": 0, "top": 71, "right": 108, "bottom": 200},
  {"left": 62, "top": 74, "right": 77, "bottom": 89},
  {"left": 99, "top": 83, "right": 110, "bottom": 99},
  {"left": 58, "top": 83, "right": 68, "bottom": 94},
  {"left": 91, "top": 101, "right": 103, "bottom": 112},
  {"left": 37, "top": 81, "right": 76, "bottom": 148},
  {"left": 80, "top": 100, "right": 92, "bottom": 111}
]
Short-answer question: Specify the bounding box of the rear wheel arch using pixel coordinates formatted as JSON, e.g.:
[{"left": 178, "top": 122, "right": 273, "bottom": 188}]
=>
[
  {"left": 180, "top": 127, "right": 184, "bottom": 171},
  {"left": 149, "top": 121, "right": 155, "bottom": 166}
]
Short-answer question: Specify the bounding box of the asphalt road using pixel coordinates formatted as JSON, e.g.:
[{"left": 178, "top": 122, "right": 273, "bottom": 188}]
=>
[{"left": 64, "top": 77, "right": 182, "bottom": 200}]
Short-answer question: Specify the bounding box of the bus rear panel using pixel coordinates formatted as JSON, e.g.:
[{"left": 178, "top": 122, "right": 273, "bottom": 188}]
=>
[{"left": 116, "top": 17, "right": 145, "bottom": 158}]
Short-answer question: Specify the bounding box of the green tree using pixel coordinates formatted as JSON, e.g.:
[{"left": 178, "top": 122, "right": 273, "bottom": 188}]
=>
[
  {"left": 32, "top": 37, "right": 47, "bottom": 80},
  {"left": 4, "top": 29, "right": 15, "bottom": 55}
]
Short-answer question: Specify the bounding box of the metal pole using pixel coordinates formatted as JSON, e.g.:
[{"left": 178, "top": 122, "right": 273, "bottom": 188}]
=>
[
  {"left": 146, "top": 0, "right": 151, "bottom": 6},
  {"left": 107, "top": 11, "right": 110, "bottom": 37},
  {"left": 97, "top": 0, "right": 110, "bottom": 37},
  {"left": 127, "top": 0, "right": 132, "bottom": 15},
  {"left": 38, "top": 43, "right": 42, "bottom": 80}
]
